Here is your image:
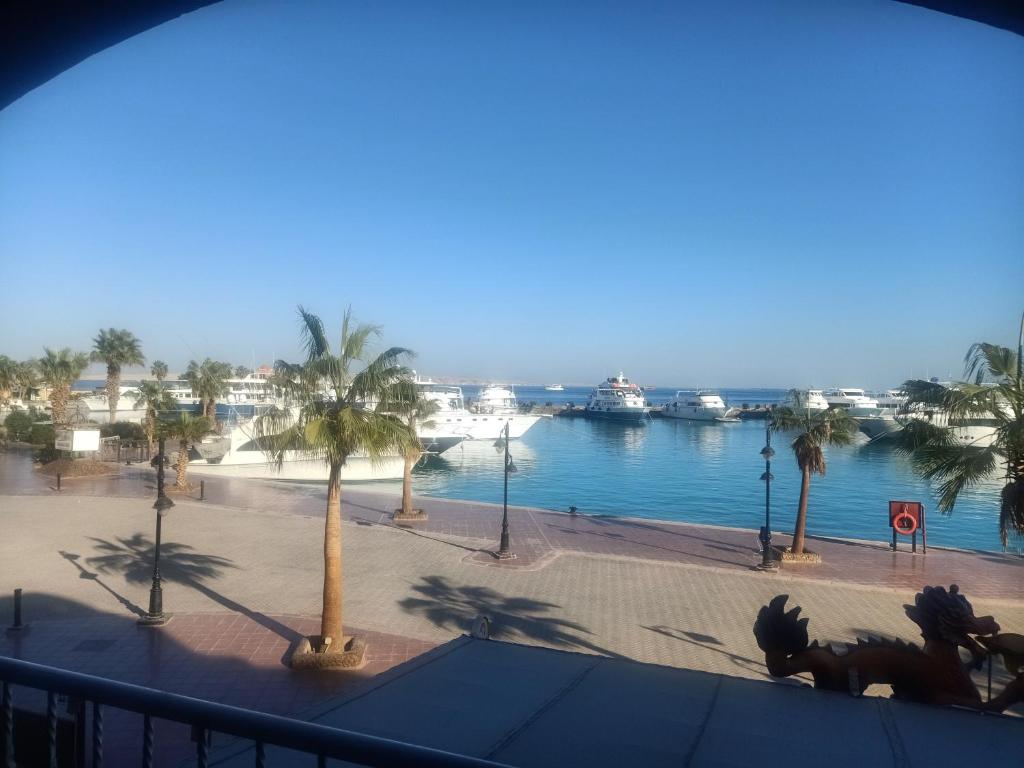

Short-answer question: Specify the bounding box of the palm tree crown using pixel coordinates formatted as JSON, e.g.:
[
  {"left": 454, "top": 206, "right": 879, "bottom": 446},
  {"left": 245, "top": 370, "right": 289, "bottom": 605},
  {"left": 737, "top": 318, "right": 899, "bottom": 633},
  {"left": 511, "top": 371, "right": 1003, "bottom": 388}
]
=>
[
  {"left": 151, "top": 360, "right": 169, "bottom": 382},
  {"left": 185, "top": 358, "right": 232, "bottom": 420},
  {"left": 899, "top": 316, "right": 1024, "bottom": 545},
  {"left": 159, "top": 412, "right": 214, "bottom": 488},
  {"left": 135, "top": 380, "right": 177, "bottom": 449}
]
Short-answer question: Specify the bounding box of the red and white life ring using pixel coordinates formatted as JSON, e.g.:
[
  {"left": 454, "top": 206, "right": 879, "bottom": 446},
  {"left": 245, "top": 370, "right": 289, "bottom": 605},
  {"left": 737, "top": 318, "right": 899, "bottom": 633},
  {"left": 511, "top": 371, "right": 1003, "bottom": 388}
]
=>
[{"left": 893, "top": 510, "right": 918, "bottom": 536}]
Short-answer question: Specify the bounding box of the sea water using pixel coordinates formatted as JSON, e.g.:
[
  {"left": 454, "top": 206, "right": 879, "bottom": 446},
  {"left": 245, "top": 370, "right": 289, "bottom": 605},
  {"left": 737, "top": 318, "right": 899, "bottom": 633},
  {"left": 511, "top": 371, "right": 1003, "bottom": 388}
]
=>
[{"left": 414, "top": 387, "right": 1010, "bottom": 553}]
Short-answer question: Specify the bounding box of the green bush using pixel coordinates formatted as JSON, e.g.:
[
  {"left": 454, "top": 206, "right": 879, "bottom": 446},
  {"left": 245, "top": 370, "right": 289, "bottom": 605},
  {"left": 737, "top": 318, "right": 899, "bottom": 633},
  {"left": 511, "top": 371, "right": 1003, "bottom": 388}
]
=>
[
  {"left": 4, "top": 411, "right": 33, "bottom": 441},
  {"left": 30, "top": 423, "right": 54, "bottom": 446},
  {"left": 100, "top": 421, "right": 145, "bottom": 441}
]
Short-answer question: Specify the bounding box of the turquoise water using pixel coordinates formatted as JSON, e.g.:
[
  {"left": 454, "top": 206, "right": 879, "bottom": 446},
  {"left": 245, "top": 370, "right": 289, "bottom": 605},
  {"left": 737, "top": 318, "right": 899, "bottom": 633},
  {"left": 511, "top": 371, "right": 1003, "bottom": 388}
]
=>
[{"left": 414, "top": 387, "right": 1009, "bottom": 553}]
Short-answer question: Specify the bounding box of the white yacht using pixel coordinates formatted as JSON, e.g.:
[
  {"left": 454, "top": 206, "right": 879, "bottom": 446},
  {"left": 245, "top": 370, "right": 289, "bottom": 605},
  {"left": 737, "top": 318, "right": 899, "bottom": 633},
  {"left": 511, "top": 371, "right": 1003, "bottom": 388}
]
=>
[
  {"left": 544, "top": 384, "right": 565, "bottom": 392},
  {"left": 870, "top": 389, "right": 907, "bottom": 408},
  {"left": 584, "top": 372, "right": 650, "bottom": 423},
  {"left": 415, "top": 380, "right": 541, "bottom": 440},
  {"left": 801, "top": 389, "right": 830, "bottom": 410},
  {"left": 186, "top": 405, "right": 465, "bottom": 482},
  {"left": 472, "top": 384, "right": 520, "bottom": 414},
  {"left": 824, "top": 388, "right": 881, "bottom": 416},
  {"left": 662, "top": 391, "right": 734, "bottom": 422}
]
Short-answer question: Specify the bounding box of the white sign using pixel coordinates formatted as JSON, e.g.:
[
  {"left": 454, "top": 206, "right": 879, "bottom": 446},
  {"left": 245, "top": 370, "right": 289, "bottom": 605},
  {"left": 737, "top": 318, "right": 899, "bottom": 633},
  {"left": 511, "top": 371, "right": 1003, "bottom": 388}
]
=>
[{"left": 54, "top": 429, "right": 101, "bottom": 452}]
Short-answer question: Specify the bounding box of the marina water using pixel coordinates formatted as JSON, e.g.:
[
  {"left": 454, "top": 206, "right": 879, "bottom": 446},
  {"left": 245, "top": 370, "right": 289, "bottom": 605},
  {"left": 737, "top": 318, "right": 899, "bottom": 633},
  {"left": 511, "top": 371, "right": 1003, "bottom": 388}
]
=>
[{"left": 413, "top": 386, "right": 1008, "bottom": 553}]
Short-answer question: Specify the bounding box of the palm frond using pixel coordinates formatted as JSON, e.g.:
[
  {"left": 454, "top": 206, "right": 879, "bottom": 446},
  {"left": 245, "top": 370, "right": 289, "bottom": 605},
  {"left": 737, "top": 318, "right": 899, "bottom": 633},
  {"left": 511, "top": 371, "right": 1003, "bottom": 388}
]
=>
[
  {"left": 910, "top": 442, "right": 999, "bottom": 512},
  {"left": 298, "top": 306, "right": 331, "bottom": 361},
  {"left": 964, "top": 342, "right": 1017, "bottom": 384}
]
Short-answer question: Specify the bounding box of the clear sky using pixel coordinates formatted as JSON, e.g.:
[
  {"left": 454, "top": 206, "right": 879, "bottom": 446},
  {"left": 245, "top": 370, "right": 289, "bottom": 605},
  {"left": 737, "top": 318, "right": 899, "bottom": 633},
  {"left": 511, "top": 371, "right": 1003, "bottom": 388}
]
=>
[{"left": 1, "top": 0, "right": 1022, "bottom": 388}]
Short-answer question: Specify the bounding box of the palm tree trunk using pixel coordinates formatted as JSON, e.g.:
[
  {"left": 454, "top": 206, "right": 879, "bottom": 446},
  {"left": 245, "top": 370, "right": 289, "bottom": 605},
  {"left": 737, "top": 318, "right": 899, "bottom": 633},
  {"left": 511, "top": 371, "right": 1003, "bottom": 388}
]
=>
[
  {"left": 145, "top": 409, "right": 156, "bottom": 453},
  {"left": 175, "top": 439, "right": 189, "bottom": 488},
  {"left": 51, "top": 384, "right": 68, "bottom": 426},
  {"left": 321, "top": 461, "right": 344, "bottom": 645},
  {"left": 107, "top": 367, "right": 120, "bottom": 424},
  {"left": 401, "top": 451, "right": 415, "bottom": 515},
  {"left": 792, "top": 466, "right": 811, "bottom": 554}
]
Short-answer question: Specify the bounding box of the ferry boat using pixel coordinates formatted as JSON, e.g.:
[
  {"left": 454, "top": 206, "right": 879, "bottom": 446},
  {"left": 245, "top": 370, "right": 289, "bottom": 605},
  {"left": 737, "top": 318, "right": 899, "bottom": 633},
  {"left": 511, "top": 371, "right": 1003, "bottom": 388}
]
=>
[
  {"left": 415, "top": 380, "right": 541, "bottom": 440},
  {"left": 662, "top": 391, "right": 736, "bottom": 422},
  {"left": 584, "top": 372, "right": 650, "bottom": 423},
  {"left": 544, "top": 384, "right": 565, "bottom": 391}
]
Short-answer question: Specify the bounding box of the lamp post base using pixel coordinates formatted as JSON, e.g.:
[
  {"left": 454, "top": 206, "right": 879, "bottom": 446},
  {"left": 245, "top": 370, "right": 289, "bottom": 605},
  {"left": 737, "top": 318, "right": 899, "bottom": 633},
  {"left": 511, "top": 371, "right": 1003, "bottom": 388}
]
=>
[
  {"left": 754, "top": 560, "right": 779, "bottom": 572},
  {"left": 137, "top": 613, "right": 172, "bottom": 627},
  {"left": 495, "top": 550, "right": 518, "bottom": 561}
]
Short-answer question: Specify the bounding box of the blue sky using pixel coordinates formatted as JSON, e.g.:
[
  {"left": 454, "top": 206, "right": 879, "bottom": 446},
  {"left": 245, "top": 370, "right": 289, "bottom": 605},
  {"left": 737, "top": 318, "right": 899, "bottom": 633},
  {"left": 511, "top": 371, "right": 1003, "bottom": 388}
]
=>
[{"left": 1, "top": 0, "right": 1022, "bottom": 388}]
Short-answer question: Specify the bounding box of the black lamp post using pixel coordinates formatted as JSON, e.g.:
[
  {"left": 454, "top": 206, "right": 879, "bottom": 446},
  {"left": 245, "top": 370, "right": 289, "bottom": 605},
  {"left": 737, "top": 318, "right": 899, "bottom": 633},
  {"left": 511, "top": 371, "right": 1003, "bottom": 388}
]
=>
[
  {"left": 494, "top": 422, "right": 517, "bottom": 559},
  {"left": 139, "top": 437, "right": 174, "bottom": 625},
  {"left": 757, "top": 421, "right": 778, "bottom": 571}
]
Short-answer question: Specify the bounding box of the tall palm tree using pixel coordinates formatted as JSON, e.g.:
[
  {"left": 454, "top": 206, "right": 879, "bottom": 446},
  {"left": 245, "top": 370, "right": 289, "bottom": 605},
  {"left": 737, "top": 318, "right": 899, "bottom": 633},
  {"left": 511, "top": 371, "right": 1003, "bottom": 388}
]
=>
[
  {"left": 160, "top": 412, "right": 214, "bottom": 488},
  {"left": 899, "top": 313, "right": 1024, "bottom": 545},
  {"left": 184, "top": 358, "right": 232, "bottom": 420},
  {"left": 38, "top": 348, "right": 90, "bottom": 426},
  {"left": 771, "top": 393, "right": 858, "bottom": 555},
  {"left": 151, "top": 360, "right": 169, "bottom": 383},
  {"left": 134, "top": 381, "right": 176, "bottom": 451},
  {"left": 92, "top": 328, "right": 145, "bottom": 424},
  {"left": 255, "top": 307, "right": 417, "bottom": 650}
]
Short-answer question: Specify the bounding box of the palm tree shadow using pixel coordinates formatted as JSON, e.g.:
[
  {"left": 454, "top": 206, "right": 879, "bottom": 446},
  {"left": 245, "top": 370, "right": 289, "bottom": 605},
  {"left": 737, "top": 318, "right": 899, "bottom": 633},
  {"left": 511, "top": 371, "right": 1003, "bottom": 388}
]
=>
[
  {"left": 85, "top": 534, "right": 303, "bottom": 644},
  {"left": 58, "top": 550, "right": 147, "bottom": 618},
  {"left": 641, "top": 625, "right": 781, "bottom": 681},
  {"left": 398, "top": 575, "right": 621, "bottom": 658}
]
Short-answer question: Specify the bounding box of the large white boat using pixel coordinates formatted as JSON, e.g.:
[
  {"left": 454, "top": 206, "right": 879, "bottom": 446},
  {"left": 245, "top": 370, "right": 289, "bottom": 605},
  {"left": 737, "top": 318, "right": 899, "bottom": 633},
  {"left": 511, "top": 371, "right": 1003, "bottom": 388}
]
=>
[
  {"left": 415, "top": 381, "right": 541, "bottom": 440},
  {"left": 186, "top": 404, "right": 466, "bottom": 482},
  {"left": 824, "top": 388, "right": 881, "bottom": 416},
  {"left": 471, "top": 384, "right": 520, "bottom": 415},
  {"left": 584, "top": 372, "right": 650, "bottom": 423},
  {"left": 544, "top": 384, "right": 565, "bottom": 391},
  {"left": 662, "top": 391, "right": 734, "bottom": 422}
]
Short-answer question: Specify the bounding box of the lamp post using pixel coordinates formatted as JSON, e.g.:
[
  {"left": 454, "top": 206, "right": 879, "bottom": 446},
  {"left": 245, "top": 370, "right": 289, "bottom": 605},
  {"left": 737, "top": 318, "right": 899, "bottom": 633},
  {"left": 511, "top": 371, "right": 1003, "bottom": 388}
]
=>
[
  {"left": 494, "top": 422, "right": 517, "bottom": 559},
  {"left": 139, "top": 437, "right": 174, "bottom": 625},
  {"left": 757, "top": 421, "right": 778, "bottom": 571}
]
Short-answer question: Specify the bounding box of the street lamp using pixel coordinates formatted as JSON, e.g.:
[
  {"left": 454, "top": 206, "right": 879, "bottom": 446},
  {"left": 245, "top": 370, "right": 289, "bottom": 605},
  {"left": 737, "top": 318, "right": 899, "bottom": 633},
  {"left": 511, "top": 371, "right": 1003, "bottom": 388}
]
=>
[
  {"left": 757, "top": 421, "right": 778, "bottom": 571},
  {"left": 493, "top": 422, "right": 517, "bottom": 559},
  {"left": 139, "top": 436, "right": 174, "bottom": 625}
]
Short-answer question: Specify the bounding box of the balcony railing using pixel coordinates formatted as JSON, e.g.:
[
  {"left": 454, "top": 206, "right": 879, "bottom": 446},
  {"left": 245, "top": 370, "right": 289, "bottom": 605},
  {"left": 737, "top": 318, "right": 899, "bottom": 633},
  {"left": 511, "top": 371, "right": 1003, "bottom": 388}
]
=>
[{"left": 0, "top": 656, "right": 508, "bottom": 767}]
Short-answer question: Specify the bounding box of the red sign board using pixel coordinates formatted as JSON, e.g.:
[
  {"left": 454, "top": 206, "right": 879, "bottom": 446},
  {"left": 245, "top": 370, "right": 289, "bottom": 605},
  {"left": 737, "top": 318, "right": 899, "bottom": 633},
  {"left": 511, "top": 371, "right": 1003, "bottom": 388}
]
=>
[{"left": 889, "top": 501, "right": 923, "bottom": 536}]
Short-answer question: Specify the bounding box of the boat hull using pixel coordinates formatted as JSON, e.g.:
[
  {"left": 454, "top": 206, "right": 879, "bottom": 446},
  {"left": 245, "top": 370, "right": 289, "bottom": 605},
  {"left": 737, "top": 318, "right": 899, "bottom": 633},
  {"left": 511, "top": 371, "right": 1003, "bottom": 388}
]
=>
[
  {"left": 661, "top": 406, "right": 728, "bottom": 422},
  {"left": 419, "top": 413, "right": 541, "bottom": 441},
  {"left": 187, "top": 453, "right": 404, "bottom": 482},
  {"left": 584, "top": 408, "right": 649, "bottom": 423}
]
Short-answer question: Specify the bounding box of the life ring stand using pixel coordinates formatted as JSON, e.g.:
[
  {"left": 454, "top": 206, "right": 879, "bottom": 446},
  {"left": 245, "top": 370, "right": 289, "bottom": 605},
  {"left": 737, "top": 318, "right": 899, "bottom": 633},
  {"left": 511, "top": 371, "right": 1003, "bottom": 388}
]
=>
[{"left": 893, "top": 511, "right": 918, "bottom": 536}]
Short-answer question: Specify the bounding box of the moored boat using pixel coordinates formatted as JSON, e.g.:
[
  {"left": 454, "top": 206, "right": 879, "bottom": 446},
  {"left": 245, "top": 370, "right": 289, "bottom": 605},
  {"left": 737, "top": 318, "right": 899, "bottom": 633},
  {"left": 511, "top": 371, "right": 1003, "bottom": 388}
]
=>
[
  {"left": 662, "top": 390, "right": 735, "bottom": 422},
  {"left": 584, "top": 372, "right": 650, "bottom": 423}
]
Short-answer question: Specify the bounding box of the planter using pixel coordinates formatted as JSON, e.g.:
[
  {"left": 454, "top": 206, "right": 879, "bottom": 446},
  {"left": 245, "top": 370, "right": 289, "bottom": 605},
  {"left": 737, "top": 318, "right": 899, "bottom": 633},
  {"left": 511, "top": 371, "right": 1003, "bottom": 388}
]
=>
[
  {"left": 776, "top": 546, "right": 821, "bottom": 564},
  {"left": 289, "top": 635, "right": 367, "bottom": 670},
  {"left": 392, "top": 509, "right": 428, "bottom": 524}
]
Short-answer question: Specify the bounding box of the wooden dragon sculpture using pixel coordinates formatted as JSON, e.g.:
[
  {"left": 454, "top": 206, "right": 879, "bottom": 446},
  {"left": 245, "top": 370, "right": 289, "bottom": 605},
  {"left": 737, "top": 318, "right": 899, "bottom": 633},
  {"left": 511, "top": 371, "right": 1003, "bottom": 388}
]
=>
[{"left": 754, "top": 584, "right": 1024, "bottom": 711}]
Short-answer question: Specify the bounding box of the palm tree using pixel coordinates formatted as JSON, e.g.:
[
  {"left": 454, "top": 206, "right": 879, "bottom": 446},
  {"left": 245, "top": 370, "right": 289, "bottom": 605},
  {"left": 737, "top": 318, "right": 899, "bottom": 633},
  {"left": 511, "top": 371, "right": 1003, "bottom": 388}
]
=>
[
  {"left": 771, "top": 393, "right": 858, "bottom": 555},
  {"left": 255, "top": 306, "right": 416, "bottom": 651},
  {"left": 134, "top": 381, "right": 176, "bottom": 451},
  {"left": 14, "top": 360, "right": 39, "bottom": 403},
  {"left": 160, "top": 412, "right": 214, "bottom": 489},
  {"left": 899, "top": 314, "right": 1024, "bottom": 545},
  {"left": 234, "top": 365, "right": 252, "bottom": 378},
  {"left": 38, "top": 348, "right": 90, "bottom": 426},
  {"left": 0, "top": 356, "right": 15, "bottom": 405},
  {"left": 92, "top": 328, "right": 145, "bottom": 424},
  {"left": 394, "top": 394, "right": 439, "bottom": 517},
  {"left": 184, "top": 358, "right": 232, "bottom": 420},
  {"left": 151, "top": 360, "right": 169, "bottom": 383}
]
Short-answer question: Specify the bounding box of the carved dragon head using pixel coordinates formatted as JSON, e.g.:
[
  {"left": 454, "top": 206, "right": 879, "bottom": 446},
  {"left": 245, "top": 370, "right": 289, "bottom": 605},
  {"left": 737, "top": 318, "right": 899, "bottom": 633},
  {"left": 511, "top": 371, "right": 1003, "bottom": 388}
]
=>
[{"left": 904, "top": 585, "right": 999, "bottom": 654}]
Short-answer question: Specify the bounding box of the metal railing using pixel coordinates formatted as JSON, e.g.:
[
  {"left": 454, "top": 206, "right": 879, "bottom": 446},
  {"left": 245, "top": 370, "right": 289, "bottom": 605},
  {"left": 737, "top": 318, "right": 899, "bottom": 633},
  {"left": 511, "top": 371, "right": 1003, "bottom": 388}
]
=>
[{"left": 0, "top": 656, "right": 508, "bottom": 768}]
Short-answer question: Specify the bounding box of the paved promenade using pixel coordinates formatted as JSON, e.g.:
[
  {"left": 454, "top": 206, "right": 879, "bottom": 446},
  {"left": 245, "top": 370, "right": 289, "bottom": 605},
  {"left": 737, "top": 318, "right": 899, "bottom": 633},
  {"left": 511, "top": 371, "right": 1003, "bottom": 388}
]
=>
[{"left": 2, "top": 451, "right": 1023, "bottom": 762}]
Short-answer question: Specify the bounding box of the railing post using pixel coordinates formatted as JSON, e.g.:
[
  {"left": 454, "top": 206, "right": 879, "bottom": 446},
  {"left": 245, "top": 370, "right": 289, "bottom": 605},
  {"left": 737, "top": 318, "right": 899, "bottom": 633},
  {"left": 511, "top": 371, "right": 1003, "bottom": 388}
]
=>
[
  {"left": 2, "top": 682, "right": 13, "bottom": 768},
  {"left": 199, "top": 480, "right": 205, "bottom": 501},
  {"left": 92, "top": 702, "right": 103, "bottom": 768},
  {"left": 9, "top": 589, "right": 23, "bottom": 632},
  {"left": 56, "top": 473, "right": 61, "bottom": 492}
]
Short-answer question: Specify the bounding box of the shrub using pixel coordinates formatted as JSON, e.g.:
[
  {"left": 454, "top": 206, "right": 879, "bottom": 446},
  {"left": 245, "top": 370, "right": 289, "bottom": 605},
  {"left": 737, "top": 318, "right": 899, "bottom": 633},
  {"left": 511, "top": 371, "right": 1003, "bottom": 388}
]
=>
[
  {"left": 4, "top": 411, "right": 33, "bottom": 441},
  {"left": 30, "top": 423, "right": 55, "bottom": 446},
  {"left": 100, "top": 421, "right": 145, "bottom": 441}
]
